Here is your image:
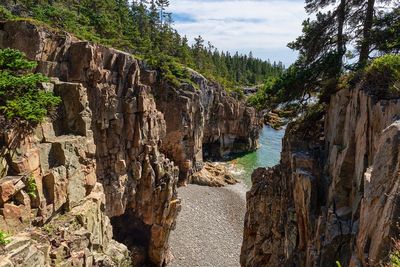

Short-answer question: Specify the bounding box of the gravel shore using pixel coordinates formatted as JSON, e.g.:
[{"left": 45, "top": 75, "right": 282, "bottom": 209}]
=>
[{"left": 168, "top": 183, "right": 248, "bottom": 267}]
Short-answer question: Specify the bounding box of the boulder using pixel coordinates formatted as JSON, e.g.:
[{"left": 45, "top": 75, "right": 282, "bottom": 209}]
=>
[{"left": 0, "top": 176, "right": 24, "bottom": 205}]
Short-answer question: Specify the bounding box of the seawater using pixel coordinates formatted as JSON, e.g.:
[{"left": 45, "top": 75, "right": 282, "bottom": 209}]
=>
[{"left": 225, "top": 126, "right": 286, "bottom": 186}]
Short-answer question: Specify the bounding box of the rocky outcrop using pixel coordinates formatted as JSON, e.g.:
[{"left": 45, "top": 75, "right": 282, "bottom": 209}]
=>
[
  {"left": 147, "top": 70, "right": 260, "bottom": 184},
  {"left": 0, "top": 20, "right": 180, "bottom": 266},
  {"left": 191, "top": 162, "right": 238, "bottom": 187},
  {"left": 241, "top": 84, "right": 400, "bottom": 266},
  {"left": 0, "top": 185, "right": 131, "bottom": 266}
]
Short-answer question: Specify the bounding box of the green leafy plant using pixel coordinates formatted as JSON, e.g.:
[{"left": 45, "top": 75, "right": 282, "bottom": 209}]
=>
[
  {"left": 225, "top": 86, "right": 244, "bottom": 100},
  {"left": 363, "top": 54, "right": 400, "bottom": 98},
  {"left": 389, "top": 239, "right": 400, "bottom": 266},
  {"left": 0, "top": 48, "right": 61, "bottom": 125},
  {"left": 0, "top": 230, "right": 10, "bottom": 246},
  {"left": 0, "top": 5, "right": 14, "bottom": 20},
  {"left": 25, "top": 175, "right": 37, "bottom": 198},
  {"left": 0, "top": 48, "right": 37, "bottom": 70},
  {"left": 391, "top": 252, "right": 400, "bottom": 267},
  {"left": 248, "top": 77, "right": 279, "bottom": 110}
]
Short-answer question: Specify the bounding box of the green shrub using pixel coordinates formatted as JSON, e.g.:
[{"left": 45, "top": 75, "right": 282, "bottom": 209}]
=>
[
  {"left": 0, "top": 48, "right": 61, "bottom": 125},
  {"left": 0, "top": 6, "right": 14, "bottom": 20},
  {"left": 388, "top": 239, "right": 400, "bottom": 267},
  {"left": 0, "top": 48, "right": 37, "bottom": 70},
  {"left": 391, "top": 252, "right": 400, "bottom": 267},
  {"left": 0, "top": 231, "right": 10, "bottom": 246},
  {"left": 25, "top": 175, "right": 37, "bottom": 198},
  {"left": 301, "top": 103, "right": 325, "bottom": 123},
  {"left": 367, "top": 55, "right": 400, "bottom": 78},
  {"left": 363, "top": 54, "right": 400, "bottom": 98},
  {"left": 247, "top": 77, "right": 279, "bottom": 110},
  {"left": 226, "top": 86, "right": 244, "bottom": 100},
  {"left": 31, "top": 4, "right": 101, "bottom": 44},
  {"left": 146, "top": 53, "right": 199, "bottom": 89}
]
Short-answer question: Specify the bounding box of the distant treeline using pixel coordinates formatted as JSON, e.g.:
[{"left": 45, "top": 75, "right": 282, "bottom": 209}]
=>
[{"left": 0, "top": 0, "right": 284, "bottom": 89}]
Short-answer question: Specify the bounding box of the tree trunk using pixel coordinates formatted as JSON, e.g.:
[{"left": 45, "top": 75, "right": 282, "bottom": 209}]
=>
[
  {"left": 359, "top": 0, "right": 375, "bottom": 66},
  {"left": 337, "top": 0, "right": 346, "bottom": 69}
]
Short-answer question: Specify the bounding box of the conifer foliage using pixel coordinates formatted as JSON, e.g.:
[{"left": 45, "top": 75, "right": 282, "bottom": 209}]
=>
[
  {"left": 249, "top": 0, "right": 400, "bottom": 110},
  {"left": 0, "top": 48, "right": 61, "bottom": 126},
  {"left": 0, "top": 0, "right": 283, "bottom": 88}
]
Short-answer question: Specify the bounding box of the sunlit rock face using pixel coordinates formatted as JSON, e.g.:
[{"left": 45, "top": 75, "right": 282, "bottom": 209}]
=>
[
  {"left": 147, "top": 69, "right": 261, "bottom": 184},
  {"left": 241, "top": 84, "right": 400, "bottom": 266},
  {"left": 0, "top": 20, "right": 180, "bottom": 266}
]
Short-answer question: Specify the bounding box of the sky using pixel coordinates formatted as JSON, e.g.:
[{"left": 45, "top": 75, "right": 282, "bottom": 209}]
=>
[{"left": 168, "top": 0, "right": 308, "bottom": 66}]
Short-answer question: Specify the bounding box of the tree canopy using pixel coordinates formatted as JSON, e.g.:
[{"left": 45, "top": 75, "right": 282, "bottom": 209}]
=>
[
  {"left": 0, "top": 0, "right": 284, "bottom": 90},
  {"left": 249, "top": 0, "right": 400, "bottom": 111}
]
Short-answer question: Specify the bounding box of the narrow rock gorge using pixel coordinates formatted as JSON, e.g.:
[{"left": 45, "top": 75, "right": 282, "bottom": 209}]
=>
[
  {"left": 241, "top": 81, "right": 400, "bottom": 266},
  {"left": 148, "top": 68, "right": 260, "bottom": 184},
  {"left": 0, "top": 20, "right": 259, "bottom": 266}
]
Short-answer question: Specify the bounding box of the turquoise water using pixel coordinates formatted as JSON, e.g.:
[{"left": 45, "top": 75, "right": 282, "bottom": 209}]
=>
[{"left": 225, "top": 126, "right": 286, "bottom": 186}]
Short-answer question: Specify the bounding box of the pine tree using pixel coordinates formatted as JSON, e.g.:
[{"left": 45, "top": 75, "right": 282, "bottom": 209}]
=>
[
  {"left": 193, "top": 35, "right": 205, "bottom": 69},
  {"left": 1, "top": 0, "right": 284, "bottom": 88},
  {"left": 358, "top": 0, "right": 376, "bottom": 66},
  {"left": 371, "top": 6, "right": 400, "bottom": 54},
  {"left": 156, "top": 0, "right": 169, "bottom": 25}
]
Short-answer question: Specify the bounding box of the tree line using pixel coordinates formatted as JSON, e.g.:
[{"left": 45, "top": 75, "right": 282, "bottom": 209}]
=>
[{"left": 0, "top": 0, "right": 284, "bottom": 88}]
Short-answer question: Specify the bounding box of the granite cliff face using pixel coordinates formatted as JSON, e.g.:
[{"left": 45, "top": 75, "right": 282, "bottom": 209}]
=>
[
  {"left": 0, "top": 20, "right": 180, "bottom": 266},
  {"left": 0, "top": 20, "right": 260, "bottom": 266},
  {"left": 147, "top": 70, "right": 260, "bottom": 184},
  {"left": 241, "top": 83, "right": 400, "bottom": 266}
]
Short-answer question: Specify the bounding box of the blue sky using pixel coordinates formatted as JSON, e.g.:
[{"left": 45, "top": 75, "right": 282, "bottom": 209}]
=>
[{"left": 168, "top": 0, "right": 307, "bottom": 66}]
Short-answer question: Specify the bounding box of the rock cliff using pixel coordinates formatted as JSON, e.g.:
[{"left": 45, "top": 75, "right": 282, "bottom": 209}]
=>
[
  {"left": 241, "top": 83, "right": 400, "bottom": 266},
  {"left": 0, "top": 19, "right": 260, "bottom": 266},
  {"left": 146, "top": 70, "right": 260, "bottom": 184},
  {"left": 0, "top": 20, "right": 180, "bottom": 266}
]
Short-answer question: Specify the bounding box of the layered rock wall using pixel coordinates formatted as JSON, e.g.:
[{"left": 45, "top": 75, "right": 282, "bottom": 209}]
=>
[
  {"left": 148, "top": 71, "right": 260, "bottom": 183},
  {"left": 241, "top": 85, "right": 400, "bottom": 266},
  {"left": 0, "top": 20, "right": 180, "bottom": 266}
]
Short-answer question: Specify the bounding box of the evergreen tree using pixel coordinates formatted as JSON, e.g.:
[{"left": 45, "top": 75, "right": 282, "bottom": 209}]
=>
[
  {"left": 358, "top": 0, "right": 376, "bottom": 66},
  {"left": 371, "top": 6, "right": 400, "bottom": 54},
  {"left": 156, "top": 0, "right": 169, "bottom": 25},
  {"left": 1, "top": 0, "right": 284, "bottom": 89}
]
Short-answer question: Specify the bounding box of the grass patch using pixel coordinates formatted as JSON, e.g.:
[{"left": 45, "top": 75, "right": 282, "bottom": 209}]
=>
[{"left": 0, "top": 231, "right": 10, "bottom": 246}]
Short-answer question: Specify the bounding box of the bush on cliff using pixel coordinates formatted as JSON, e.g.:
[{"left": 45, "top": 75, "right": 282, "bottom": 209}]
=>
[
  {"left": 0, "top": 6, "right": 13, "bottom": 20},
  {"left": 248, "top": 64, "right": 315, "bottom": 111},
  {"left": 362, "top": 54, "right": 400, "bottom": 99},
  {"left": 0, "top": 230, "right": 10, "bottom": 246},
  {"left": 0, "top": 48, "right": 61, "bottom": 126},
  {"left": 389, "top": 239, "right": 400, "bottom": 266}
]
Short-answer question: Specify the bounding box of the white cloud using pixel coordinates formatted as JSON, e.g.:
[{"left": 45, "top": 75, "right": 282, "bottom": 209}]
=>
[{"left": 168, "top": 0, "right": 307, "bottom": 65}]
